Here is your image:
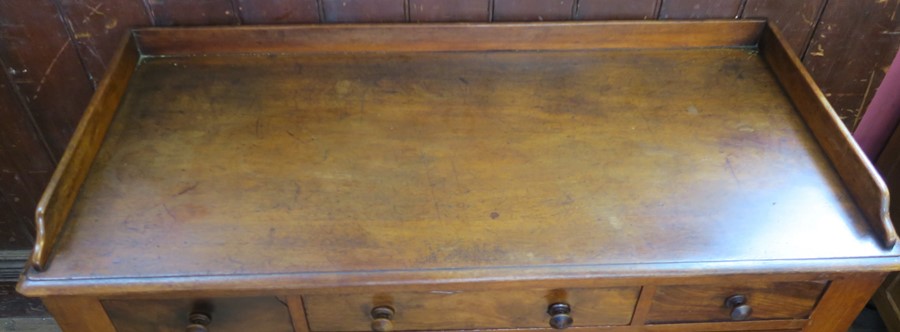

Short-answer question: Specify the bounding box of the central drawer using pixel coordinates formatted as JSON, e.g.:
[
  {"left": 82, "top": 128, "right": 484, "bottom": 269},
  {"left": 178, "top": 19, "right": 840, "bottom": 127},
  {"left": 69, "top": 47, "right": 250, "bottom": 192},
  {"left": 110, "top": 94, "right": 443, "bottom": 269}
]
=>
[{"left": 303, "top": 287, "right": 641, "bottom": 331}]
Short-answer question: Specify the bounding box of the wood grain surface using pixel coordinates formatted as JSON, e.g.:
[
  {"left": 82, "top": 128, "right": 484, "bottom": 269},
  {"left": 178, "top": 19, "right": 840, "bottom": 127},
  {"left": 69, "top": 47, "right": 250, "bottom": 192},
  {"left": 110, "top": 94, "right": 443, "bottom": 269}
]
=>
[
  {"left": 658, "top": 0, "right": 742, "bottom": 19},
  {"left": 576, "top": 0, "right": 660, "bottom": 20},
  {"left": 804, "top": 273, "right": 887, "bottom": 332},
  {"left": 761, "top": 23, "right": 898, "bottom": 248},
  {"left": 409, "top": 0, "right": 490, "bottom": 22},
  {"left": 3, "top": 0, "right": 894, "bottom": 255},
  {"left": 57, "top": 0, "right": 152, "bottom": 84},
  {"left": 646, "top": 281, "right": 826, "bottom": 324},
  {"left": 26, "top": 43, "right": 895, "bottom": 284},
  {"left": 236, "top": 0, "right": 321, "bottom": 24},
  {"left": 802, "top": 0, "right": 900, "bottom": 128},
  {"left": 741, "top": 0, "right": 825, "bottom": 57},
  {"left": 0, "top": 0, "right": 95, "bottom": 158},
  {"left": 28, "top": 35, "right": 139, "bottom": 272},
  {"left": 321, "top": 0, "right": 407, "bottom": 23},
  {"left": 103, "top": 296, "right": 294, "bottom": 331},
  {"left": 133, "top": 21, "right": 765, "bottom": 55},
  {"left": 493, "top": 0, "right": 575, "bottom": 21},
  {"left": 148, "top": 0, "right": 240, "bottom": 26},
  {"left": 0, "top": 64, "right": 52, "bottom": 249},
  {"left": 42, "top": 297, "right": 115, "bottom": 332},
  {"left": 305, "top": 287, "right": 640, "bottom": 330}
]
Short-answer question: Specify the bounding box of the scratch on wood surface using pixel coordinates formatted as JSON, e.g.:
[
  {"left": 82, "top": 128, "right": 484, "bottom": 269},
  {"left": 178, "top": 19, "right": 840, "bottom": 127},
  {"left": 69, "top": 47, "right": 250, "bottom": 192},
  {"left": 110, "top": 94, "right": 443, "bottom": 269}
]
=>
[
  {"left": 420, "top": 153, "right": 443, "bottom": 221},
  {"left": 853, "top": 70, "right": 878, "bottom": 129},
  {"left": 81, "top": 2, "right": 106, "bottom": 17},
  {"left": 809, "top": 44, "right": 825, "bottom": 57},
  {"left": 725, "top": 156, "right": 739, "bottom": 183},
  {"left": 83, "top": 43, "right": 107, "bottom": 71},
  {"left": 32, "top": 39, "right": 70, "bottom": 100},
  {"left": 162, "top": 204, "right": 177, "bottom": 222},
  {"left": 893, "top": 0, "right": 898, "bottom": 21},
  {"left": 174, "top": 182, "right": 199, "bottom": 196}
]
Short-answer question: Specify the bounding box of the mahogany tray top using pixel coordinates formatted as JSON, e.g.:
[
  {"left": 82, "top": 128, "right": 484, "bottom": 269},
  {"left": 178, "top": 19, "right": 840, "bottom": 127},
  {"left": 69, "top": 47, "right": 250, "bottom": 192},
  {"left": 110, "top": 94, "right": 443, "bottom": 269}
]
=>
[{"left": 17, "top": 21, "right": 900, "bottom": 297}]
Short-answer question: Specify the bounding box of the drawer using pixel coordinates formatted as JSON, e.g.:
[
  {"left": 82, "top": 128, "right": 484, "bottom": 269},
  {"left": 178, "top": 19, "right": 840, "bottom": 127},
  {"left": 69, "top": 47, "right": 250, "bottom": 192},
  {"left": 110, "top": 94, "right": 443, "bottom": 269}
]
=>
[
  {"left": 304, "top": 287, "right": 640, "bottom": 331},
  {"left": 102, "top": 297, "right": 294, "bottom": 332},
  {"left": 646, "top": 281, "right": 827, "bottom": 324}
]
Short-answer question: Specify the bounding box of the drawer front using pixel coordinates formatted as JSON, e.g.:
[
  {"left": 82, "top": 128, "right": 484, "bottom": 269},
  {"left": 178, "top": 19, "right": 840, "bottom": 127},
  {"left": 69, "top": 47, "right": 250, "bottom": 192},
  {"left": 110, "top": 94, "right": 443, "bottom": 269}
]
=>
[
  {"left": 304, "top": 287, "right": 640, "bottom": 331},
  {"left": 102, "top": 297, "right": 294, "bottom": 332},
  {"left": 647, "top": 281, "right": 827, "bottom": 324}
]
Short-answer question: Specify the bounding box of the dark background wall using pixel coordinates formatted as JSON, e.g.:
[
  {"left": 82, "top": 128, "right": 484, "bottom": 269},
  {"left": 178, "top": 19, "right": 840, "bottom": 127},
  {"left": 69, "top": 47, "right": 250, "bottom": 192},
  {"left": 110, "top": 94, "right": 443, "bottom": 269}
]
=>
[{"left": 0, "top": 0, "right": 898, "bottom": 259}]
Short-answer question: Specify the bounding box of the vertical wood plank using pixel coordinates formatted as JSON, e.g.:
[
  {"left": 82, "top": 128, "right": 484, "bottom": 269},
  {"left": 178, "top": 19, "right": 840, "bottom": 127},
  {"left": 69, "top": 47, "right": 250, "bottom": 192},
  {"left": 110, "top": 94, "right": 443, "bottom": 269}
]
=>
[
  {"left": 742, "top": 0, "right": 825, "bottom": 57},
  {"left": 42, "top": 297, "right": 115, "bottom": 332},
  {"left": 629, "top": 285, "right": 657, "bottom": 325},
  {"left": 409, "top": 0, "right": 489, "bottom": 22},
  {"left": 286, "top": 296, "right": 311, "bottom": 332},
  {"left": 58, "top": 0, "right": 152, "bottom": 85},
  {"left": 493, "top": 0, "right": 575, "bottom": 21},
  {"left": 0, "top": 0, "right": 96, "bottom": 159},
  {"left": 803, "top": 0, "right": 900, "bottom": 129},
  {"left": 0, "top": 65, "right": 54, "bottom": 248},
  {"left": 805, "top": 273, "right": 887, "bottom": 332},
  {"left": 659, "top": 0, "right": 743, "bottom": 19},
  {"left": 148, "top": 0, "right": 240, "bottom": 26},
  {"left": 873, "top": 273, "right": 900, "bottom": 332},
  {"left": 237, "top": 0, "right": 321, "bottom": 24},
  {"left": 576, "top": 0, "right": 659, "bottom": 20},
  {"left": 321, "top": 0, "right": 406, "bottom": 23}
]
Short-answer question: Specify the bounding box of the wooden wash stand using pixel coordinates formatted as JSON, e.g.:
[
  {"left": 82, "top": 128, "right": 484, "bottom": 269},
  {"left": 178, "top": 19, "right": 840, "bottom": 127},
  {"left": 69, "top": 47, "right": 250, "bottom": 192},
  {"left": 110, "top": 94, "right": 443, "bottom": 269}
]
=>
[{"left": 16, "top": 21, "right": 900, "bottom": 331}]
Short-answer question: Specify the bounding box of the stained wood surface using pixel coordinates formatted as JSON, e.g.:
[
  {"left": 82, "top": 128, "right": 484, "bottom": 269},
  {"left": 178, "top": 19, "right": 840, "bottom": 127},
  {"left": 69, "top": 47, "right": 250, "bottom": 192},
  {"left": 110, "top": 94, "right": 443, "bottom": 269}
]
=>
[
  {"left": 306, "top": 287, "right": 639, "bottom": 330},
  {"left": 804, "top": 273, "right": 887, "bottom": 331},
  {"left": 658, "top": 0, "right": 742, "bottom": 19},
  {"left": 24, "top": 35, "right": 898, "bottom": 287},
  {"left": 3, "top": 0, "right": 894, "bottom": 258},
  {"left": 0, "top": 0, "right": 95, "bottom": 158},
  {"left": 285, "top": 296, "right": 311, "bottom": 332},
  {"left": 645, "top": 281, "right": 826, "bottom": 323},
  {"left": 133, "top": 21, "right": 765, "bottom": 56},
  {"left": 57, "top": 0, "right": 152, "bottom": 84},
  {"left": 236, "top": 0, "right": 321, "bottom": 24},
  {"left": 575, "top": 0, "right": 660, "bottom": 20},
  {"left": 103, "top": 296, "right": 294, "bottom": 331},
  {"left": 741, "top": 0, "right": 825, "bottom": 57},
  {"left": 493, "top": 0, "right": 575, "bottom": 21},
  {"left": 760, "top": 23, "right": 898, "bottom": 248},
  {"left": 409, "top": 0, "right": 490, "bottom": 22},
  {"left": 28, "top": 35, "right": 139, "bottom": 272},
  {"left": 42, "top": 297, "right": 115, "bottom": 332},
  {"left": 148, "top": 0, "right": 240, "bottom": 26},
  {"left": 803, "top": 0, "right": 900, "bottom": 129},
  {"left": 321, "top": 0, "right": 407, "bottom": 23},
  {"left": 0, "top": 64, "right": 52, "bottom": 250}
]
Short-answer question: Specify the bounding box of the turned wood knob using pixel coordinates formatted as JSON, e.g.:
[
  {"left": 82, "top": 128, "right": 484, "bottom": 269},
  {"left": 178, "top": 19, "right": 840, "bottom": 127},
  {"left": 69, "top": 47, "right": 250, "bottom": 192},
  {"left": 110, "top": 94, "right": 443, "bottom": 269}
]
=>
[
  {"left": 185, "top": 312, "right": 211, "bottom": 332},
  {"left": 725, "top": 295, "right": 752, "bottom": 321},
  {"left": 547, "top": 303, "right": 573, "bottom": 329},
  {"left": 370, "top": 306, "right": 395, "bottom": 332}
]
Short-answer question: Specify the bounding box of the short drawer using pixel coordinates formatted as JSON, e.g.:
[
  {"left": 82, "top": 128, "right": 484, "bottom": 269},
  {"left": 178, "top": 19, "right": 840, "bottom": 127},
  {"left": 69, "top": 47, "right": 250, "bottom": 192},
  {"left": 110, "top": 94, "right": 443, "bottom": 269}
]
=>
[
  {"left": 304, "top": 287, "right": 640, "bottom": 331},
  {"left": 102, "top": 297, "right": 294, "bottom": 332},
  {"left": 646, "top": 281, "right": 827, "bottom": 324}
]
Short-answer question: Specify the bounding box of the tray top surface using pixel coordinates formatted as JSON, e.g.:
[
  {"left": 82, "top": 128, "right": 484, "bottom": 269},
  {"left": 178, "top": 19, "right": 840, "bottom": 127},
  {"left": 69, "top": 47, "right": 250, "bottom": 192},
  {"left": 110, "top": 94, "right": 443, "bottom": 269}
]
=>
[{"left": 36, "top": 48, "right": 896, "bottom": 281}]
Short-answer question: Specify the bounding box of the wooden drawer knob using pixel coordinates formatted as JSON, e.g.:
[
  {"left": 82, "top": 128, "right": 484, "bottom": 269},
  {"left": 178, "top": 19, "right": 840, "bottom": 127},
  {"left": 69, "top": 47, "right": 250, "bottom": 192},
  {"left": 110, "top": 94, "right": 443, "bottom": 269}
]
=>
[
  {"left": 185, "top": 312, "right": 211, "bottom": 332},
  {"left": 725, "top": 295, "right": 752, "bottom": 321},
  {"left": 370, "top": 306, "right": 395, "bottom": 332},
  {"left": 547, "top": 303, "right": 573, "bottom": 329}
]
